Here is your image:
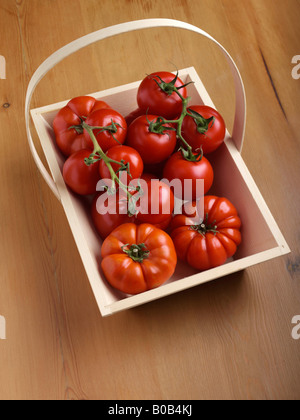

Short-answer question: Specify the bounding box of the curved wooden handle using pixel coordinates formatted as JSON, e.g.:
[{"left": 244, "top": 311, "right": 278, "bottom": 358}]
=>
[{"left": 25, "top": 18, "right": 246, "bottom": 201}]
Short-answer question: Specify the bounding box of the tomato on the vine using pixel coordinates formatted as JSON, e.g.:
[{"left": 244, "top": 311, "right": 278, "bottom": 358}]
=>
[
  {"left": 91, "top": 192, "right": 133, "bottom": 240},
  {"left": 99, "top": 145, "right": 144, "bottom": 183},
  {"left": 53, "top": 96, "right": 110, "bottom": 157},
  {"left": 125, "top": 108, "right": 144, "bottom": 126},
  {"left": 137, "top": 71, "right": 188, "bottom": 119},
  {"left": 92, "top": 194, "right": 173, "bottom": 241},
  {"left": 83, "top": 108, "right": 127, "bottom": 153},
  {"left": 163, "top": 151, "right": 214, "bottom": 201},
  {"left": 182, "top": 105, "right": 226, "bottom": 154},
  {"left": 126, "top": 115, "right": 177, "bottom": 165},
  {"left": 63, "top": 149, "right": 100, "bottom": 195},
  {"left": 101, "top": 223, "right": 177, "bottom": 295},
  {"left": 170, "top": 196, "right": 242, "bottom": 271},
  {"left": 131, "top": 178, "right": 175, "bottom": 225}
]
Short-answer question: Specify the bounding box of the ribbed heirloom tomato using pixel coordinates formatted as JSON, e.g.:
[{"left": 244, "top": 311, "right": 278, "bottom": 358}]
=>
[
  {"left": 170, "top": 196, "right": 242, "bottom": 271},
  {"left": 101, "top": 223, "right": 177, "bottom": 295},
  {"left": 53, "top": 96, "right": 111, "bottom": 157}
]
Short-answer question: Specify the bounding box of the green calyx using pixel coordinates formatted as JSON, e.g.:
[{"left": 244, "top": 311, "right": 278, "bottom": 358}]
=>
[
  {"left": 150, "top": 71, "right": 194, "bottom": 98},
  {"left": 147, "top": 116, "right": 176, "bottom": 135},
  {"left": 69, "top": 116, "right": 87, "bottom": 134},
  {"left": 187, "top": 108, "right": 215, "bottom": 135},
  {"left": 70, "top": 118, "right": 124, "bottom": 144},
  {"left": 121, "top": 243, "right": 150, "bottom": 263},
  {"left": 180, "top": 146, "right": 204, "bottom": 163},
  {"left": 84, "top": 152, "right": 101, "bottom": 166},
  {"left": 190, "top": 213, "right": 219, "bottom": 237}
]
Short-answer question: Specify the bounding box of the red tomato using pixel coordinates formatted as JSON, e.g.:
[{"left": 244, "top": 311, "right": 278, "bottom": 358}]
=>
[
  {"left": 91, "top": 192, "right": 133, "bottom": 240},
  {"left": 99, "top": 145, "right": 144, "bottom": 183},
  {"left": 124, "top": 108, "right": 144, "bottom": 126},
  {"left": 163, "top": 151, "right": 214, "bottom": 201},
  {"left": 53, "top": 96, "right": 110, "bottom": 157},
  {"left": 170, "top": 196, "right": 242, "bottom": 271},
  {"left": 182, "top": 105, "right": 226, "bottom": 154},
  {"left": 83, "top": 108, "right": 127, "bottom": 153},
  {"left": 131, "top": 178, "right": 175, "bottom": 225},
  {"left": 137, "top": 71, "right": 188, "bottom": 119},
  {"left": 140, "top": 173, "right": 158, "bottom": 183},
  {"left": 143, "top": 160, "right": 166, "bottom": 179},
  {"left": 63, "top": 149, "right": 100, "bottom": 195},
  {"left": 144, "top": 214, "right": 172, "bottom": 231},
  {"left": 101, "top": 223, "right": 177, "bottom": 294},
  {"left": 126, "top": 115, "right": 177, "bottom": 165},
  {"left": 92, "top": 179, "right": 174, "bottom": 240}
]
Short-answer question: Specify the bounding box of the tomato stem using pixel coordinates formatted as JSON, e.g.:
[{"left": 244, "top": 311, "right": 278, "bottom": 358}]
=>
[
  {"left": 149, "top": 71, "right": 194, "bottom": 100},
  {"left": 186, "top": 108, "right": 215, "bottom": 134},
  {"left": 149, "top": 72, "right": 216, "bottom": 161},
  {"left": 121, "top": 243, "right": 150, "bottom": 263},
  {"left": 145, "top": 73, "right": 194, "bottom": 157},
  {"left": 191, "top": 213, "right": 219, "bottom": 237},
  {"left": 148, "top": 94, "right": 204, "bottom": 161},
  {"left": 147, "top": 116, "right": 176, "bottom": 135},
  {"left": 82, "top": 122, "right": 141, "bottom": 214}
]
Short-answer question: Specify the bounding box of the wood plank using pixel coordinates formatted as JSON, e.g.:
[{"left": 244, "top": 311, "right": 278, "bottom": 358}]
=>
[
  {"left": 0, "top": 0, "right": 299, "bottom": 400},
  {"left": 0, "top": 0, "right": 66, "bottom": 400}
]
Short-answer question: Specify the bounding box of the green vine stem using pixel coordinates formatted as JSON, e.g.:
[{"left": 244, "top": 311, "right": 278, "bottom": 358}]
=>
[
  {"left": 81, "top": 121, "right": 141, "bottom": 215},
  {"left": 71, "top": 71, "right": 213, "bottom": 215},
  {"left": 148, "top": 72, "right": 213, "bottom": 162}
]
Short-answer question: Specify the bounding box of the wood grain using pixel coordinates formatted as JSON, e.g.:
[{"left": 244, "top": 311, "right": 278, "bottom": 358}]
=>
[{"left": 0, "top": 0, "right": 299, "bottom": 400}]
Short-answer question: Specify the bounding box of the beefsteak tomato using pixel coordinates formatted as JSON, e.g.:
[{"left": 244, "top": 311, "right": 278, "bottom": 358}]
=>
[
  {"left": 101, "top": 223, "right": 177, "bottom": 294},
  {"left": 170, "top": 196, "right": 242, "bottom": 271}
]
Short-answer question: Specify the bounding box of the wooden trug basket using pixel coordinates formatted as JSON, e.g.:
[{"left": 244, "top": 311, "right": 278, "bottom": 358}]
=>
[{"left": 26, "top": 19, "right": 290, "bottom": 316}]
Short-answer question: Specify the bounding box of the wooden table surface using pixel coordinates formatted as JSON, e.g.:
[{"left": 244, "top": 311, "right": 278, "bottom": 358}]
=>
[{"left": 0, "top": 0, "right": 300, "bottom": 401}]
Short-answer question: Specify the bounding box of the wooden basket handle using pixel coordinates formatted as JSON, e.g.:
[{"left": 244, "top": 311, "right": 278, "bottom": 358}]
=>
[{"left": 25, "top": 18, "right": 246, "bottom": 201}]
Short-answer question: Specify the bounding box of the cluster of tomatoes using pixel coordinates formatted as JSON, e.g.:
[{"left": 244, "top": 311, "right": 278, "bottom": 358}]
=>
[{"left": 53, "top": 71, "right": 242, "bottom": 295}]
